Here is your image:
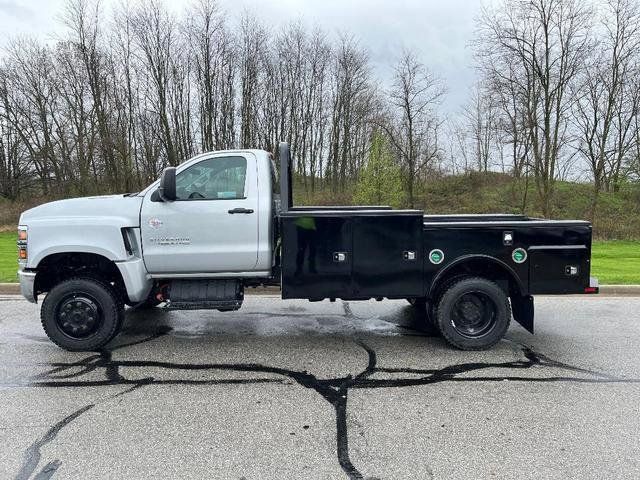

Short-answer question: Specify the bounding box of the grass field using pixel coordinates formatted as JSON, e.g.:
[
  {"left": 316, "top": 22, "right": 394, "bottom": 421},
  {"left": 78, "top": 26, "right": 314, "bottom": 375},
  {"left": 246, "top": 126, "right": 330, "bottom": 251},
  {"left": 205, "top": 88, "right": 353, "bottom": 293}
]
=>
[
  {"left": 0, "top": 230, "right": 638, "bottom": 285},
  {"left": 0, "top": 231, "right": 18, "bottom": 283},
  {"left": 591, "top": 241, "right": 640, "bottom": 285}
]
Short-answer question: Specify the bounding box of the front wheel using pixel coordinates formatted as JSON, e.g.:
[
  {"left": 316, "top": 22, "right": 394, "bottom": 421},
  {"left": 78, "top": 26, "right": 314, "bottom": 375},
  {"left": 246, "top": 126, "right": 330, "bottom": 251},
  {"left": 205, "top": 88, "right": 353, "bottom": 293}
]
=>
[
  {"left": 41, "top": 277, "right": 124, "bottom": 351},
  {"left": 435, "top": 277, "right": 511, "bottom": 350}
]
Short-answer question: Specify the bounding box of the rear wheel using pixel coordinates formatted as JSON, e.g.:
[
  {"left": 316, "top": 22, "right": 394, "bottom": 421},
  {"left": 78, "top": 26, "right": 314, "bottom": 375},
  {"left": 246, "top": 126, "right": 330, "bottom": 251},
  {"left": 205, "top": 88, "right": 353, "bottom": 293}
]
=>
[
  {"left": 435, "top": 277, "right": 510, "bottom": 350},
  {"left": 41, "top": 277, "right": 124, "bottom": 351}
]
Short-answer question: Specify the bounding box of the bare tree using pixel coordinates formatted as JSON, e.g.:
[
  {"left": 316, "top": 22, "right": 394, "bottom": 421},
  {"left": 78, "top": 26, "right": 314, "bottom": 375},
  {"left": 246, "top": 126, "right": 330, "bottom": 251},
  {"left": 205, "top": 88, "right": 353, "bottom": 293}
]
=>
[
  {"left": 131, "top": 0, "right": 179, "bottom": 166},
  {"left": 326, "top": 35, "right": 373, "bottom": 191},
  {"left": 0, "top": 70, "right": 33, "bottom": 199},
  {"left": 460, "top": 83, "right": 500, "bottom": 173},
  {"left": 381, "top": 50, "right": 444, "bottom": 207},
  {"left": 185, "top": 0, "right": 235, "bottom": 151},
  {"left": 478, "top": 0, "right": 592, "bottom": 217},
  {"left": 11, "top": 0, "right": 638, "bottom": 221},
  {"left": 238, "top": 13, "right": 267, "bottom": 149},
  {"left": 573, "top": 0, "right": 640, "bottom": 218},
  {"left": 2, "top": 40, "right": 62, "bottom": 195}
]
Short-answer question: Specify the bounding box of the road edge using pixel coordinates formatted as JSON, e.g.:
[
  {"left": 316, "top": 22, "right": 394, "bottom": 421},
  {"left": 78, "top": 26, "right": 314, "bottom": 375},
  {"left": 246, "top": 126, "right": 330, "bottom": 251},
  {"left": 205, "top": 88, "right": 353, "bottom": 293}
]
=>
[{"left": 1, "top": 283, "right": 639, "bottom": 297}]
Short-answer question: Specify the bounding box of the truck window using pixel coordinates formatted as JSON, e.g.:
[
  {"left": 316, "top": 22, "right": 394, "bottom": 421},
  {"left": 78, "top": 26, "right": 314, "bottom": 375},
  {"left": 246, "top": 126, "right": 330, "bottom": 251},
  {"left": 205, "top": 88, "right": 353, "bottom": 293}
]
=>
[{"left": 175, "top": 156, "right": 247, "bottom": 200}]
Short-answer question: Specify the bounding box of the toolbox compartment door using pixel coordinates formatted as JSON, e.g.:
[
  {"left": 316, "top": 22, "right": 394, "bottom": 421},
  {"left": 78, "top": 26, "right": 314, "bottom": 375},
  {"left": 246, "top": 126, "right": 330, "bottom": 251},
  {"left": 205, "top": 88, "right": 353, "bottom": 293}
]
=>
[
  {"left": 528, "top": 245, "right": 590, "bottom": 294},
  {"left": 280, "top": 211, "right": 424, "bottom": 300},
  {"left": 352, "top": 215, "right": 423, "bottom": 298},
  {"left": 281, "top": 216, "right": 353, "bottom": 299}
]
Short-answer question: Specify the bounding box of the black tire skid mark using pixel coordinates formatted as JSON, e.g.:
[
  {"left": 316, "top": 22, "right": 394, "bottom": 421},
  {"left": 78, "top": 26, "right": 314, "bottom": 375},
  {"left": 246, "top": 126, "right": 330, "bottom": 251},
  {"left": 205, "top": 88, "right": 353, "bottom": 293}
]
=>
[
  {"left": 32, "top": 460, "right": 61, "bottom": 480},
  {"left": 13, "top": 329, "right": 173, "bottom": 480},
  {"left": 14, "top": 405, "right": 94, "bottom": 480},
  {"left": 15, "top": 328, "right": 640, "bottom": 480}
]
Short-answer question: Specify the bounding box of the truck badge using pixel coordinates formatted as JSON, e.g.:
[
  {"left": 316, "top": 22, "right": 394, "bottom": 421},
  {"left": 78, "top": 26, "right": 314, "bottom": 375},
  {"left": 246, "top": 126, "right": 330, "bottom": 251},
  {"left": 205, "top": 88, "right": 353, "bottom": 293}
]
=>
[{"left": 148, "top": 218, "right": 163, "bottom": 230}]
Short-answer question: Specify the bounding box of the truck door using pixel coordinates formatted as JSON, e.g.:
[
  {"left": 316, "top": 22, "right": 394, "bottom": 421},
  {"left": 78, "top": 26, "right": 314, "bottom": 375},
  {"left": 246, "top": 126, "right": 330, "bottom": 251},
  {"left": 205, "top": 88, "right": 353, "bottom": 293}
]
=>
[{"left": 140, "top": 153, "right": 259, "bottom": 274}]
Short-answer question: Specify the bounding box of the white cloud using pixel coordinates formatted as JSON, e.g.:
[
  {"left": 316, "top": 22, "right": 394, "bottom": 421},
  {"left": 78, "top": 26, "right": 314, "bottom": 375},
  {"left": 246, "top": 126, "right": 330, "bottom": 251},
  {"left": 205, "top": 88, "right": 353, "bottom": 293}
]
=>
[
  {"left": 0, "top": 0, "right": 485, "bottom": 114},
  {"left": 0, "top": 0, "right": 34, "bottom": 20},
  {"left": 219, "top": 0, "right": 483, "bottom": 114}
]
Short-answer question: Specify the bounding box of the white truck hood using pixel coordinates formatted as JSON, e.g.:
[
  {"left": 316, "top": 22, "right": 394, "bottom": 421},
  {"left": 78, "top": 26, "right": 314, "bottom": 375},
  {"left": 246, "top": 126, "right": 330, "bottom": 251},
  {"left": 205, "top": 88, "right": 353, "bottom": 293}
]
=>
[
  {"left": 19, "top": 194, "right": 145, "bottom": 269},
  {"left": 20, "top": 194, "right": 142, "bottom": 226}
]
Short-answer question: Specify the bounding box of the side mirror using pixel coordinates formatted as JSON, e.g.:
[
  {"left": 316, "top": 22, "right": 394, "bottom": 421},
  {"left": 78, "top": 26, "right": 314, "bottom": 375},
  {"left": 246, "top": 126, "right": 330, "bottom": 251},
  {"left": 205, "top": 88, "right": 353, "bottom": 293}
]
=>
[{"left": 158, "top": 167, "right": 177, "bottom": 201}]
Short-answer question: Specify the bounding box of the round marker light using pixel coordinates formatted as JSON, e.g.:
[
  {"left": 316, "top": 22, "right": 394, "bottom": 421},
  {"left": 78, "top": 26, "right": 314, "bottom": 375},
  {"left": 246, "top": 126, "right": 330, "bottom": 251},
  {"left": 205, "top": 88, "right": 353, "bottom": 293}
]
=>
[
  {"left": 512, "top": 248, "right": 527, "bottom": 264},
  {"left": 429, "top": 249, "right": 444, "bottom": 265}
]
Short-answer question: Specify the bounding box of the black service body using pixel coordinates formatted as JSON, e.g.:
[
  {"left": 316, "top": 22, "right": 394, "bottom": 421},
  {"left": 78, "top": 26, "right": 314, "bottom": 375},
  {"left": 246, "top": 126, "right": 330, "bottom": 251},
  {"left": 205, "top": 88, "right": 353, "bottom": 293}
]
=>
[
  {"left": 275, "top": 144, "right": 595, "bottom": 335},
  {"left": 280, "top": 210, "right": 593, "bottom": 301}
]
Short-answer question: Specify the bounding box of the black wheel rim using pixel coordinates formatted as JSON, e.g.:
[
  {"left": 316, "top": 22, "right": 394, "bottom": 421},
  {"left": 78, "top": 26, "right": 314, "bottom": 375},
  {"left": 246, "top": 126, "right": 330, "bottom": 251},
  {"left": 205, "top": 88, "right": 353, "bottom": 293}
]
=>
[
  {"left": 56, "top": 294, "right": 102, "bottom": 339},
  {"left": 450, "top": 291, "right": 497, "bottom": 338}
]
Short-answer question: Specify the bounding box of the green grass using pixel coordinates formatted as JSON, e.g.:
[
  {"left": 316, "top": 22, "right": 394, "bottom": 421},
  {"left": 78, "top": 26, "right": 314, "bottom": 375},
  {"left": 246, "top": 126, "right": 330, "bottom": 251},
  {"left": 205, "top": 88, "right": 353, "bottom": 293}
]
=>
[
  {"left": 0, "top": 230, "right": 637, "bottom": 285},
  {"left": 591, "top": 241, "right": 640, "bottom": 285},
  {"left": 0, "top": 231, "right": 18, "bottom": 283}
]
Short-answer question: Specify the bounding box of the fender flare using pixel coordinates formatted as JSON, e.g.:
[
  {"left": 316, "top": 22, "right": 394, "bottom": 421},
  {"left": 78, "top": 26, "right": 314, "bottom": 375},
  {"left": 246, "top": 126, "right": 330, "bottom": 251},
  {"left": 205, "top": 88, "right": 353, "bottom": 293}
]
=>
[
  {"left": 428, "top": 254, "right": 533, "bottom": 333},
  {"left": 31, "top": 245, "right": 120, "bottom": 268},
  {"left": 428, "top": 254, "right": 525, "bottom": 297}
]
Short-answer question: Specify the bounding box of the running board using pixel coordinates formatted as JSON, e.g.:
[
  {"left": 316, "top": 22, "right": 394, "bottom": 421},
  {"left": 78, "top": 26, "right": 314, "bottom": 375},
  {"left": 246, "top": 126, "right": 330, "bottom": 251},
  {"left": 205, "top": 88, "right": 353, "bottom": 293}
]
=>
[{"left": 163, "top": 279, "right": 243, "bottom": 312}]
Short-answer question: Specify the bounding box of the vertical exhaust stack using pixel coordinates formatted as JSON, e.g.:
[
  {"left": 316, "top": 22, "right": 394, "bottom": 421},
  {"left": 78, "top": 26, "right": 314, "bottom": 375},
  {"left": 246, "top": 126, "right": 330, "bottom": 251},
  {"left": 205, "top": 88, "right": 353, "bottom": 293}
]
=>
[{"left": 279, "top": 142, "right": 293, "bottom": 213}]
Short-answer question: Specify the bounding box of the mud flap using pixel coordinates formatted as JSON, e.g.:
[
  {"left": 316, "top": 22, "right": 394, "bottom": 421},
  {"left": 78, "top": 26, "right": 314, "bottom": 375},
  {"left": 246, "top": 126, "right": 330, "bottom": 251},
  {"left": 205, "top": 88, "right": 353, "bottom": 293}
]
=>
[{"left": 511, "top": 294, "right": 534, "bottom": 334}]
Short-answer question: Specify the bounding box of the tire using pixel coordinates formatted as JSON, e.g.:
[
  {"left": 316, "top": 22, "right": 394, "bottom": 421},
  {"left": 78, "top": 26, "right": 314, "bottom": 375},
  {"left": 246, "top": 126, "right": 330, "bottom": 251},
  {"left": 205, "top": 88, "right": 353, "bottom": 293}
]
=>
[
  {"left": 41, "top": 277, "right": 124, "bottom": 351},
  {"left": 435, "top": 277, "right": 511, "bottom": 351}
]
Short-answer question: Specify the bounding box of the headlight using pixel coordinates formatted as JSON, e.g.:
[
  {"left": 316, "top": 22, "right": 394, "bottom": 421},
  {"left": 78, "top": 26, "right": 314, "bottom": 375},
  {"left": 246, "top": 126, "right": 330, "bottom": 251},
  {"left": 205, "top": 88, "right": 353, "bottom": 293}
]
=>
[{"left": 17, "top": 225, "right": 27, "bottom": 262}]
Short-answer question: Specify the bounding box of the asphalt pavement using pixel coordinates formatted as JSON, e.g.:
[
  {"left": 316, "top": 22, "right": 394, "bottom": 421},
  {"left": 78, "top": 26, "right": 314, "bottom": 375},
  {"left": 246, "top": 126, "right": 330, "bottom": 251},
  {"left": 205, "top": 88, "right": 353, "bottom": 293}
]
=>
[{"left": 1, "top": 294, "right": 639, "bottom": 480}]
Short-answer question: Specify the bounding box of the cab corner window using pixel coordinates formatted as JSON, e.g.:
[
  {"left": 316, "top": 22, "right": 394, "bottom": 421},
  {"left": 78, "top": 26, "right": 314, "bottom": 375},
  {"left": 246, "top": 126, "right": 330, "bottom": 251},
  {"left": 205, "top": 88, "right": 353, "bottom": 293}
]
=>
[{"left": 175, "top": 156, "right": 247, "bottom": 200}]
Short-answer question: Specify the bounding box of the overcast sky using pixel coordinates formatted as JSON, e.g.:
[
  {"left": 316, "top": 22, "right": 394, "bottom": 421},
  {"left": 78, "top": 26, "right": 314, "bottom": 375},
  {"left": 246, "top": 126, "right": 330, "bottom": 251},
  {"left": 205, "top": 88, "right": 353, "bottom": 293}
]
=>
[{"left": 0, "top": 0, "right": 486, "bottom": 116}]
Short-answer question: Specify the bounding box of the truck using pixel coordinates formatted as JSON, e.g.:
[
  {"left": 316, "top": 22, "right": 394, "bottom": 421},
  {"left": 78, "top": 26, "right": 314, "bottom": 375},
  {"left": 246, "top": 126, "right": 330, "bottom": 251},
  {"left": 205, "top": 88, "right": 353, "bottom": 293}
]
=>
[{"left": 17, "top": 142, "right": 599, "bottom": 351}]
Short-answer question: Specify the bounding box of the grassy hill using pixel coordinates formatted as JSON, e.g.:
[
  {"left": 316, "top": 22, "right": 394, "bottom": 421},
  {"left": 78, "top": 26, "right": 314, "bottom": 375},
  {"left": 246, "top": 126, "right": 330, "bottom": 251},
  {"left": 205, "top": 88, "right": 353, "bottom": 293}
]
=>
[
  {"left": 3, "top": 172, "right": 638, "bottom": 239},
  {"left": 294, "top": 172, "right": 640, "bottom": 240}
]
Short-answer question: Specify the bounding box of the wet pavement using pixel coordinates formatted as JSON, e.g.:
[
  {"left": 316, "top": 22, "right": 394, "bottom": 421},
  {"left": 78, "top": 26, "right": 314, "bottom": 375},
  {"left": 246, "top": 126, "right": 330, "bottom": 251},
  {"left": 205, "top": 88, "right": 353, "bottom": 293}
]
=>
[{"left": 1, "top": 294, "right": 639, "bottom": 480}]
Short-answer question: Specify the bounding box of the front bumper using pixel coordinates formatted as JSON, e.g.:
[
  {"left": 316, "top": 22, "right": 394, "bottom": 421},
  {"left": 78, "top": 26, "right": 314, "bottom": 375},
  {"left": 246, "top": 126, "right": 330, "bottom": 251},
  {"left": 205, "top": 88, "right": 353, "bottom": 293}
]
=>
[{"left": 18, "top": 270, "right": 37, "bottom": 303}]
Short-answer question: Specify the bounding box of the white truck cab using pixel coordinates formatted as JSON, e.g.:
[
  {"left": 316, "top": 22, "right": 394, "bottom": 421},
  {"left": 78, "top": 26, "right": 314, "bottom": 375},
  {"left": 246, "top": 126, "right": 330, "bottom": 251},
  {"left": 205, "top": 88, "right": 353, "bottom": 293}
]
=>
[
  {"left": 18, "top": 149, "right": 277, "bottom": 350},
  {"left": 138, "top": 149, "right": 274, "bottom": 276}
]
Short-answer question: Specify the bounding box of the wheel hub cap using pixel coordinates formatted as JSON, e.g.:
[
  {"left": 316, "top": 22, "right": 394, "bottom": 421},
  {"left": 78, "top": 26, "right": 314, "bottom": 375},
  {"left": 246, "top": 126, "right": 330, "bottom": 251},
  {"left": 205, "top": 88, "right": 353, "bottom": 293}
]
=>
[
  {"left": 450, "top": 292, "right": 497, "bottom": 338},
  {"left": 57, "top": 296, "right": 100, "bottom": 339}
]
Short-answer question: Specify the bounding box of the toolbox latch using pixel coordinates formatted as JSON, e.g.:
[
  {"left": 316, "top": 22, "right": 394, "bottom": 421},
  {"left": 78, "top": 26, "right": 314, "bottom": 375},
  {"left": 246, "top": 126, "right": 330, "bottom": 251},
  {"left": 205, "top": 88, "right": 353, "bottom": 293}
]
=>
[
  {"left": 333, "top": 252, "right": 347, "bottom": 262},
  {"left": 403, "top": 251, "right": 417, "bottom": 261}
]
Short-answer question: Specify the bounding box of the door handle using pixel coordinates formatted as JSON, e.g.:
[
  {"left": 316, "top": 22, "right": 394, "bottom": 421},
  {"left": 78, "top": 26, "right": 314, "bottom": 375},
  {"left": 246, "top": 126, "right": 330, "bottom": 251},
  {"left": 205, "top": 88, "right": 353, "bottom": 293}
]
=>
[{"left": 228, "top": 207, "right": 254, "bottom": 214}]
